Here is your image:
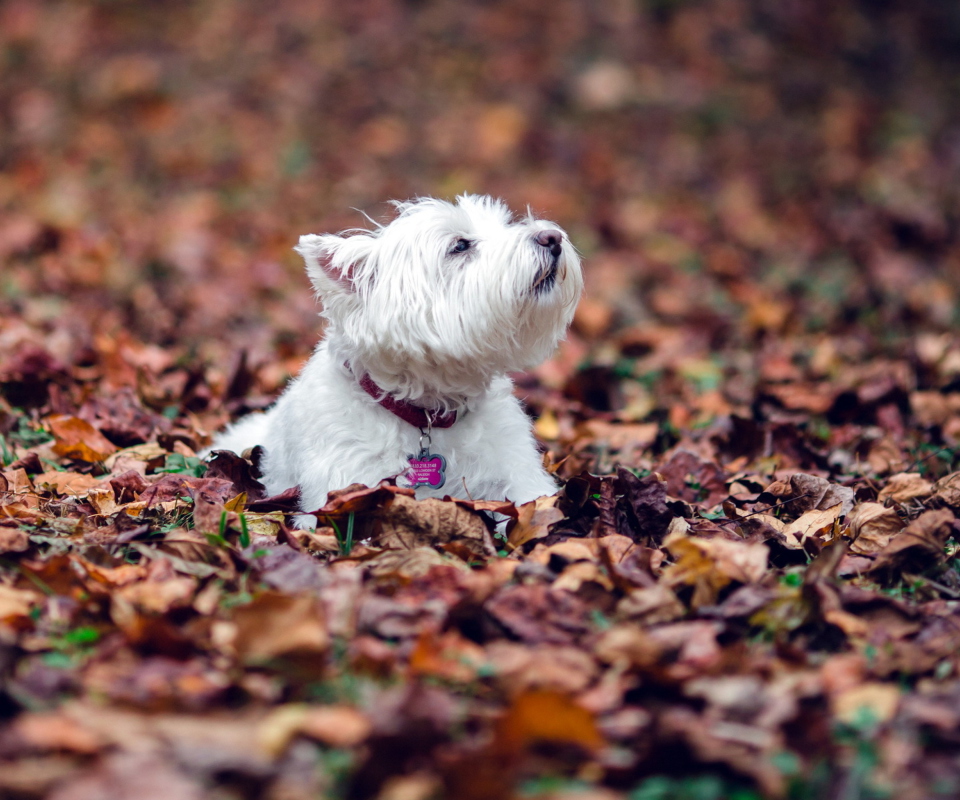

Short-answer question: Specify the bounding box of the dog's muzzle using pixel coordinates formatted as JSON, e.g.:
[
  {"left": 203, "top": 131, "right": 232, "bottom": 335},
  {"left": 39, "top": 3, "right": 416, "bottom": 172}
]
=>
[
  {"left": 535, "top": 229, "right": 563, "bottom": 259},
  {"left": 531, "top": 228, "right": 563, "bottom": 294}
]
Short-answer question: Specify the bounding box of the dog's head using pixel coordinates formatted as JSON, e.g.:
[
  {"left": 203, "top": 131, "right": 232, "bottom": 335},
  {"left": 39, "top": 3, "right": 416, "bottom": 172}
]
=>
[{"left": 295, "top": 195, "right": 583, "bottom": 403}]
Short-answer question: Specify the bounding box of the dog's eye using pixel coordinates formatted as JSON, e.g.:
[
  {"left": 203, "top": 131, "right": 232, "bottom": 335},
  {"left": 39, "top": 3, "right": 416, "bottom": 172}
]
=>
[{"left": 451, "top": 238, "right": 472, "bottom": 254}]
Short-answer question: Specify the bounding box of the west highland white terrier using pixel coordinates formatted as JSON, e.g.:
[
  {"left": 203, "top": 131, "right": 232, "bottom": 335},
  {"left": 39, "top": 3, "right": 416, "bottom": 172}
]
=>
[{"left": 210, "top": 194, "right": 583, "bottom": 527}]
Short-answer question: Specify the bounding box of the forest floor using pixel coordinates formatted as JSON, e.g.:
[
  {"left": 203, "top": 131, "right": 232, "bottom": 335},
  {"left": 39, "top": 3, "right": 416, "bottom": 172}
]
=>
[{"left": 5, "top": 2, "right": 960, "bottom": 799}]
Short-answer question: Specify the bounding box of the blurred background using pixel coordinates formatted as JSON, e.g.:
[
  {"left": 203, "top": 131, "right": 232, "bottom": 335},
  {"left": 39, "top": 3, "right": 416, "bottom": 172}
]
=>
[{"left": 3, "top": 0, "right": 960, "bottom": 454}]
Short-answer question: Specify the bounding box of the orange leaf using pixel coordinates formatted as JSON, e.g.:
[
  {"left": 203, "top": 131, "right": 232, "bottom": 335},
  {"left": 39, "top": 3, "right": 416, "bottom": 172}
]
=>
[
  {"left": 34, "top": 471, "right": 104, "bottom": 497},
  {"left": 48, "top": 415, "right": 118, "bottom": 462},
  {"left": 495, "top": 689, "right": 604, "bottom": 752},
  {"left": 507, "top": 495, "right": 563, "bottom": 550}
]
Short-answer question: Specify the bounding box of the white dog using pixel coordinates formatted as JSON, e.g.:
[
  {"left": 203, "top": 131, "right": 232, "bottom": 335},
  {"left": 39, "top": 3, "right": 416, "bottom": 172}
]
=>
[{"left": 210, "top": 195, "right": 582, "bottom": 527}]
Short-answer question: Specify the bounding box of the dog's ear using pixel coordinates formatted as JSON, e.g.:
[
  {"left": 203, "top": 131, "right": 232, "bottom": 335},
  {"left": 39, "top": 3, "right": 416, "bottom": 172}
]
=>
[{"left": 295, "top": 233, "right": 373, "bottom": 295}]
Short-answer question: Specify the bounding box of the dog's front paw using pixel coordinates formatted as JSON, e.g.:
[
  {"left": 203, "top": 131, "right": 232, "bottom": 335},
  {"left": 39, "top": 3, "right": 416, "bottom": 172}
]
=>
[{"left": 291, "top": 513, "right": 319, "bottom": 530}]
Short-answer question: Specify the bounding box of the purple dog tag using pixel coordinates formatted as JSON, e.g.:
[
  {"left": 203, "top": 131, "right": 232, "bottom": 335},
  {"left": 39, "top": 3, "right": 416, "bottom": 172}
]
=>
[{"left": 407, "top": 452, "right": 446, "bottom": 489}]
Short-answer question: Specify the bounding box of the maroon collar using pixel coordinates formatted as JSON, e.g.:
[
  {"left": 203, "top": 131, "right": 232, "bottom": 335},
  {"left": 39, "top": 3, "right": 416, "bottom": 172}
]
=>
[{"left": 356, "top": 371, "right": 458, "bottom": 429}]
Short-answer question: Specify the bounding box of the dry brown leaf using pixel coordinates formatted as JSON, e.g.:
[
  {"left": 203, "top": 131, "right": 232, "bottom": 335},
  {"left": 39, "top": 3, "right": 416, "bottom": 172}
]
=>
[
  {"left": 0, "top": 584, "right": 41, "bottom": 620},
  {"left": 820, "top": 653, "right": 868, "bottom": 696},
  {"left": 578, "top": 420, "right": 658, "bottom": 451},
  {"left": 870, "top": 508, "right": 955, "bottom": 575},
  {"left": 744, "top": 513, "right": 786, "bottom": 534},
  {"left": 764, "top": 473, "right": 854, "bottom": 518},
  {"left": 832, "top": 682, "right": 900, "bottom": 725},
  {"left": 654, "top": 623, "right": 725, "bottom": 681},
  {"left": 0, "top": 756, "right": 81, "bottom": 796},
  {"left": 104, "top": 443, "right": 167, "bottom": 474},
  {"left": 47, "top": 751, "right": 205, "bottom": 800},
  {"left": 374, "top": 495, "right": 490, "bottom": 555},
  {"left": 683, "top": 674, "right": 766, "bottom": 711},
  {"left": 662, "top": 532, "right": 769, "bottom": 606},
  {"left": 823, "top": 609, "right": 871, "bottom": 638},
  {"left": 258, "top": 703, "right": 371, "bottom": 755},
  {"left": 782, "top": 504, "right": 843, "bottom": 545},
  {"left": 553, "top": 560, "right": 614, "bottom": 592},
  {"left": 495, "top": 689, "right": 604, "bottom": 752},
  {"left": 297, "top": 705, "right": 372, "bottom": 748},
  {"left": 933, "top": 471, "right": 960, "bottom": 508},
  {"left": 507, "top": 494, "right": 564, "bottom": 550},
  {"left": 13, "top": 712, "right": 104, "bottom": 754},
  {"left": 528, "top": 539, "right": 596, "bottom": 567},
  {"left": 534, "top": 408, "right": 560, "bottom": 440},
  {"left": 877, "top": 472, "right": 934, "bottom": 504},
  {"left": 596, "top": 534, "right": 639, "bottom": 563},
  {"left": 594, "top": 624, "right": 665, "bottom": 669},
  {"left": 867, "top": 437, "right": 909, "bottom": 475},
  {"left": 48, "top": 415, "right": 118, "bottom": 462},
  {"left": 409, "top": 629, "right": 487, "bottom": 683},
  {"left": 87, "top": 484, "right": 118, "bottom": 515},
  {"left": 485, "top": 641, "right": 598, "bottom": 695},
  {"left": 291, "top": 528, "right": 340, "bottom": 553},
  {"left": 0, "top": 527, "right": 30, "bottom": 554},
  {"left": 1, "top": 468, "right": 33, "bottom": 494},
  {"left": 615, "top": 584, "right": 686, "bottom": 625},
  {"left": 848, "top": 502, "right": 904, "bottom": 555},
  {"left": 528, "top": 535, "right": 636, "bottom": 569},
  {"left": 364, "top": 546, "right": 465, "bottom": 579},
  {"left": 33, "top": 471, "right": 105, "bottom": 497},
  {"left": 230, "top": 593, "right": 328, "bottom": 664},
  {"left": 118, "top": 576, "right": 197, "bottom": 614}
]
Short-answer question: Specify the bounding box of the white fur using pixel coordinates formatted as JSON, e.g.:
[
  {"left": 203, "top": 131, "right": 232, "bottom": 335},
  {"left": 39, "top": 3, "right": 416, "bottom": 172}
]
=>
[{"left": 210, "top": 195, "right": 582, "bottom": 527}]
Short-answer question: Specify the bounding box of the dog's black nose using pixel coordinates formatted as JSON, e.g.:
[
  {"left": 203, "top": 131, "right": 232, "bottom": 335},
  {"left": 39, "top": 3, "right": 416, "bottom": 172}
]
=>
[{"left": 535, "top": 229, "right": 563, "bottom": 258}]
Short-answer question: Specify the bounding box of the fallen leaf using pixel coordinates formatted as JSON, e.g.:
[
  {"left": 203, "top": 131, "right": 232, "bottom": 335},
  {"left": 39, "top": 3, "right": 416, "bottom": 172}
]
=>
[
  {"left": 33, "top": 471, "right": 104, "bottom": 497},
  {"left": 616, "top": 467, "right": 673, "bottom": 545},
  {"left": 495, "top": 689, "right": 604, "bottom": 752},
  {"left": 763, "top": 473, "right": 854, "bottom": 518},
  {"left": 485, "top": 641, "right": 598, "bottom": 694},
  {"left": 553, "top": 560, "right": 614, "bottom": 592},
  {"left": 0, "top": 584, "right": 41, "bottom": 621},
  {"left": 409, "top": 629, "right": 487, "bottom": 683},
  {"left": 105, "top": 443, "right": 167, "bottom": 473},
  {"left": 485, "top": 583, "right": 591, "bottom": 645},
  {"left": 594, "top": 624, "right": 665, "bottom": 669},
  {"left": 204, "top": 450, "right": 267, "bottom": 501},
  {"left": 615, "top": 584, "right": 686, "bottom": 624},
  {"left": 848, "top": 502, "right": 904, "bottom": 555},
  {"left": 258, "top": 703, "right": 371, "bottom": 755},
  {"left": 230, "top": 592, "right": 328, "bottom": 664},
  {"left": 579, "top": 420, "right": 658, "bottom": 451},
  {"left": 877, "top": 472, "right": 934, "bottom": 504},
  {"left": 507, "top": 494, "right": 564, "bottom": 550},
  {"left": 528, "top": 538, "right": 597, "bottom": 567},
  {"left": 374, "top": 495, "right": 492, "bottom": 556},
  {"left": 87, "top": 484, "right": 118, "bottom": 515},
  {"left": 932, "top": 471, "right": 960, "bottom": 508},
  {"left": 45, "top": 752, "right": 205, "bottom": 800},
  {"left": 832, "top": 682, "right": 900, "bottom": 725},
  {"left": 48, "top": 415, "right": 118, "bottom": 462},
  {"left": 0, "top": 527, "right": 30, "bottom": 554},
  {"left": 870, "top": 508, "right": 955, "bottom": 576},
  {"left": 662, "top": 531, "right": 769, "bottom": 606},
  {"left": 655, "top": 450, "right": 729, "bottom": 506},
  {"left": 1, "top": 468, "right": 33, "bottom": 494},
  {"left": 118, "top": 574, "right": 197, "bottom": 614},
  {"left": 364, "top": 546, "right": 465, "bottom": 579},
  {"left": 13, "top": 711, "right": 104, "bottom": 754},
  {"left": 782, "top": 503, "right": 843, "bottom": 544}
]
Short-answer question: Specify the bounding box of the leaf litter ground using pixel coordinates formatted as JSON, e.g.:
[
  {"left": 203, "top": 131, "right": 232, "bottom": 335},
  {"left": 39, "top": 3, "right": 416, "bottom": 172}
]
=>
[
  {"left": 7, "top": 301, "right": 960, "bottom": 800},
  {"left": 6, "top": 2, "right": 960, "bottom": 799}
]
